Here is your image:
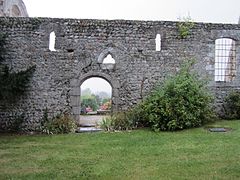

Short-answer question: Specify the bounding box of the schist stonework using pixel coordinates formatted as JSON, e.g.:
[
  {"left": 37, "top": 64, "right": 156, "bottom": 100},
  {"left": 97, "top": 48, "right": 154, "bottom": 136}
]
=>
[{"left": 0, "top": 17, "right": 240, "bottom": 131}]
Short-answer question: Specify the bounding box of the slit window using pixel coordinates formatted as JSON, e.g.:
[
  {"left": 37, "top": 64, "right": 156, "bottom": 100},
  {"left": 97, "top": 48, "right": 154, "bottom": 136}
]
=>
[
  {"left": 215, "top": 38, "right": 236, "bottom": 82},
  {"left": 155, "top": 34, "right": 161, "bottom": 51},
  {"left": 49, "top": 31, "right": 56, "bottom": 51}
]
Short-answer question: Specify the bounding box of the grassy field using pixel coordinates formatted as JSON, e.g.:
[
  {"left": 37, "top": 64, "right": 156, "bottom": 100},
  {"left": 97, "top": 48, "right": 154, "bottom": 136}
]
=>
[{"left": 0, "top": 120, "right": 240, "bottom": 180}]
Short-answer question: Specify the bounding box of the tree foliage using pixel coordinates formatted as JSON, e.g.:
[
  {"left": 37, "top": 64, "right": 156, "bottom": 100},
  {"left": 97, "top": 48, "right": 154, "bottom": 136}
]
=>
[
  {"left": 81, "top": 94, "right": 99, "bottom": 111},
  {"left": 81, "top": 88, "right": 111, "bottom": 112}
]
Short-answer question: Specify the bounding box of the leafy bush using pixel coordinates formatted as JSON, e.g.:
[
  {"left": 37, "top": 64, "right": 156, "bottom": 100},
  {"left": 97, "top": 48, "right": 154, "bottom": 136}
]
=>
[
  {"left": 140, "top": 60, "right": 215, "bottom": 131},
  {"left": 100, "top": 111, "right": 138, "bottom": 131},
  {"left": 223, "top": 91, "right": 240, "bottom": 119},
  {"left": 41, "top": 112, "right": 77, "bottom": 134},
  {"left": 9, "top": 113, "right": 24, "bottom": 132},
  {"left": 113, "top": 112, "right": 137, "bottom": 130},
  {"left": 100, "top": 116, "right": 115, "bottom": 131},
  {"left": 127, "top": 103, "right": 150, "bottom": 128}
]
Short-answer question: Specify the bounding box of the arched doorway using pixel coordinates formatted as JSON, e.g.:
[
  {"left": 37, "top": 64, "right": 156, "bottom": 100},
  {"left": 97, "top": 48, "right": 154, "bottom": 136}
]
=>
[
  {"left": 80, "top": 77, "right": 112, "bottom": 125},
  {"left": 70, "top": 72, "right": 120, "bottom": 125}
]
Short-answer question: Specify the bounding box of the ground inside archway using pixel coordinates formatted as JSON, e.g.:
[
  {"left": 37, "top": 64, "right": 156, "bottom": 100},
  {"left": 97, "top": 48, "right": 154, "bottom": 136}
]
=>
[
  {"left": 77, "top": 115, "right": 108, "bottom": 133},
  {"left": 79, "top": 115, "right": 108, "bottom": 126}
]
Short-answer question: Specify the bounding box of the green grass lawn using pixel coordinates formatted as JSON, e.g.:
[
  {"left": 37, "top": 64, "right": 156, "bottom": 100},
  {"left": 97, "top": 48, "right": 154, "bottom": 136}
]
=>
[{"left": 1, "top": 120, "right": 240, "bottom": 180}]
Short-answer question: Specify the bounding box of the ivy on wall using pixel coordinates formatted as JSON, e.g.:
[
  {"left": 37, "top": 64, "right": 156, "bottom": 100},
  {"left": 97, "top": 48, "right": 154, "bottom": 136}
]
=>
[{"left": 0, "top": 33, "right": 35, "bottom": 102}]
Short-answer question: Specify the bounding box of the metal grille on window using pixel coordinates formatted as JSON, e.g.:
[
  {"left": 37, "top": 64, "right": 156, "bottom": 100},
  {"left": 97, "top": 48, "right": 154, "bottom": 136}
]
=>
[{"left": 215, "top": 38, "right": 236, "bottom": 82}]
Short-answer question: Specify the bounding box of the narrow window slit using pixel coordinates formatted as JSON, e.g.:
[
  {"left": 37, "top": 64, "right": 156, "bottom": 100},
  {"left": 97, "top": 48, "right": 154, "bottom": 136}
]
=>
[
  {"left": 155, "top": 34, "right": 161, "bottom": 51},
  {"left": 49, "top": 31, "right": 56, "bottom": 52}
]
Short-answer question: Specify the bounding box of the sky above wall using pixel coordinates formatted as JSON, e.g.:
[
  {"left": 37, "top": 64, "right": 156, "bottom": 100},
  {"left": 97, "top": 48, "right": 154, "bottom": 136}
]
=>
[{"left": 23, "top": 0, "right": 239, "bottom": 23}]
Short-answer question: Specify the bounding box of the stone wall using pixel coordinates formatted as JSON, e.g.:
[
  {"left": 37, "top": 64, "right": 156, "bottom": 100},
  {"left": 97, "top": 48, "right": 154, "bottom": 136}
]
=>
[{"left": 0, "top": 17, "right": 240, "bottom": 131}]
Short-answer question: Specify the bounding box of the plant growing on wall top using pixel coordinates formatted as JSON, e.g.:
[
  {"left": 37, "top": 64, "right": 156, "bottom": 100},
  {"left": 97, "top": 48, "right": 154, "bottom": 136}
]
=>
[
  {"left": 177, "top": 16, "right": 195, "bottom": 39},
  {"left": 0, "top": 33, "right": 35, "bottom": 102}
]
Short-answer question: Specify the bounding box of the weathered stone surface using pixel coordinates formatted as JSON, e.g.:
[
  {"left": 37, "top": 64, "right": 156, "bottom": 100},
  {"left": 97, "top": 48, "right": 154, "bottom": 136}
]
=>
[
  {"left": 0, "top": 17, "right": 240, "bottom": 131},
  {"left": 0, "top": 0, "right": 28, "bottom": 17}
]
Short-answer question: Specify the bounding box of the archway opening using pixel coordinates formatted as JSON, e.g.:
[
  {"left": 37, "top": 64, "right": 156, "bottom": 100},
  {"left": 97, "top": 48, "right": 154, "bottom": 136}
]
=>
[{"left": 80, "top": 77, "right": 112, "bottom": 125}]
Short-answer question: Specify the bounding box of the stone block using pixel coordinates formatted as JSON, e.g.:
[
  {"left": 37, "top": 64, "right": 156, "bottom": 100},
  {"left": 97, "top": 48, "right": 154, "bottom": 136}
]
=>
[
  {"left": 70, "top": 87, "right": 80, "bottom": 96},
  {"left": 70, "top": 96, "right": 80, "bottom": 106},
  {"left": 72, "top": 107, "right": 80, "bottom": 115}
]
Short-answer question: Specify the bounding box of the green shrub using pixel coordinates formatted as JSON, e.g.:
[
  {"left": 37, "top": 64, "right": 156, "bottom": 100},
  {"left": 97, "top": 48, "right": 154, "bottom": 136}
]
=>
[
  {"left": 127, "top": 104, "right": 150, "bottom": 128},
  {"left": 9, "top": 113, "right": 24, "bottom": 132},
  {"left": 177, "top": 16, "right": 194, "bottom": 39},
  {"left": 113, "top": 112, "right": 137, "bottom": 130},
  {"left": 100, "top": 111, "right": 138, "bottom": 131},
  {"left": 223, "top": 91, "right": 240, "bottom": 119},
  {"left": 100, "top": 116, "right": 115, "bottom": 131},
  {"left": 41, "top": 113, "right": 77, "bottom": 134},
  {"left": 141, "top": 60, "right": 215, "bottom": 131}
]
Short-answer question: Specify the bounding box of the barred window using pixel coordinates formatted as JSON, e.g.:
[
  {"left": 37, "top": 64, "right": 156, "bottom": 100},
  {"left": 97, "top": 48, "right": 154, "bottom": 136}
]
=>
[{"left": 215, "top": 38, "right": 236, "bottom": 82}]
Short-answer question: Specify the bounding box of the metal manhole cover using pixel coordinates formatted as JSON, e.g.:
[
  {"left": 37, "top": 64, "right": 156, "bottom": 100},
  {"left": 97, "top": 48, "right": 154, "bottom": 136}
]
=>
[{"left": 208, "top": 128, "right": 230, "bottom": 132}]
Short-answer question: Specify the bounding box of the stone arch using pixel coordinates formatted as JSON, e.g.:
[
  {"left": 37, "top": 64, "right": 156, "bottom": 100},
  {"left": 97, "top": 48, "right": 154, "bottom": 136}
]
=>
[
  {"left": 97, "top": 47, "right": 117, "bottom": 63},
  {"left": 70, "top": 72, "right": 120, "bottom": 122},
  {"left": 11, "top": 5, "right": 20, "bottom": 16},
  {"left": 97, "top": 47, "right": 117, "bottom": 70}
]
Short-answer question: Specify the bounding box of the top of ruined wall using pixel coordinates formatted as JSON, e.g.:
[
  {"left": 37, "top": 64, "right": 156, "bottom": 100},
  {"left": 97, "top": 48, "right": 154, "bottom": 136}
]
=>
[
  {"left": 0, "top": 16, "right": 239, "bottom": 29},
  {"left": 0, "top": 0, "right": 28, "bottom": 17},
  {"left": 0, "top": 16, "right": 240, "bottom": 35}
]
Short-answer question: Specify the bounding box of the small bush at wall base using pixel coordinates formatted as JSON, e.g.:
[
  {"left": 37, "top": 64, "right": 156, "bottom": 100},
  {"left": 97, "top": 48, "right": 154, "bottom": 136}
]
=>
[
  {"left": 8, "top": 113, "right": 25, "bottom": 132},
  {"left": 223, "top": 91, "right": 240, "bottom": 119},
  {"left": 41, "top": 113, "right": 77, "bottom": 134},
  {"left": 100, "top": 116, "right": 115, "bottom": 131},
  {"left": 100, "top": 111, "right": 138, "bottom": 131},
  {"left": 139, "top": 60, "right": 215, "bottom": 131}
]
